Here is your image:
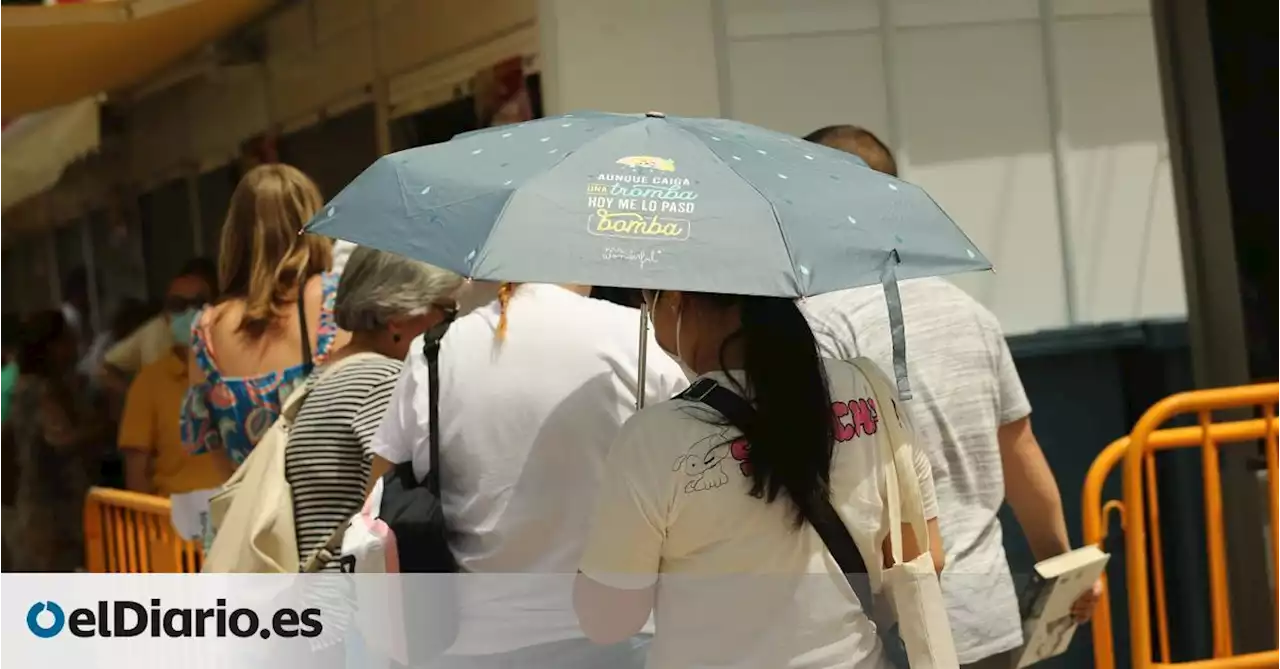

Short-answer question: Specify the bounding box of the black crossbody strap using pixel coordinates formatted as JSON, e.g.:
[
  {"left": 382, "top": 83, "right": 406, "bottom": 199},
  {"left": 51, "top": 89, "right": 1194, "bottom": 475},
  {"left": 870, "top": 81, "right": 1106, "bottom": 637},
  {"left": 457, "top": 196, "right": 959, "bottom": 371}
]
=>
[
  {"left": 421, "top": 312, "right": 456, "bottom": 493},
  {"left": 677, "top": 378, "right": 875, "bottom": 602},
  {"left": 297, "top": 279, "right": 313, "bottom": 373}
]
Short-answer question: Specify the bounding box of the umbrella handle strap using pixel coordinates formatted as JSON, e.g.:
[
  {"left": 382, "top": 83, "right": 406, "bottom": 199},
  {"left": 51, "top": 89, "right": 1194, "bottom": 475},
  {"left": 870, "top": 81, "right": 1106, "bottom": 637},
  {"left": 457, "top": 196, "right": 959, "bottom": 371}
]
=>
[{"left": 880, "top": 251, "right": 913, "bottom": 402}]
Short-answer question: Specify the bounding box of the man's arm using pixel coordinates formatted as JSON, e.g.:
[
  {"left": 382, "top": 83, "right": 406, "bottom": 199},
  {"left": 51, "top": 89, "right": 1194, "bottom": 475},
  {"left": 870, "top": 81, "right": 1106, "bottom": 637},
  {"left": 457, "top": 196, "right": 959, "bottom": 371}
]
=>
[
  {"left": 989, "top": 318, "right": 1100, "bottom": 621},
  {"left": 123, "top": 451, "right": 154, "bottom": 494},
  {"left": 118, "top": 374, "right": 156, "bottom": 494},
  {"left": 998, "top": 416, "right": 1070, "bottom": 560}
]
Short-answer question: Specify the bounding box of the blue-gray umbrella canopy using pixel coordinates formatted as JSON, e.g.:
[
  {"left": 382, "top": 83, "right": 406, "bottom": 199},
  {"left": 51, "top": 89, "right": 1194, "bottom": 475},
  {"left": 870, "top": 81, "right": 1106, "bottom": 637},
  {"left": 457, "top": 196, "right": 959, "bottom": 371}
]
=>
[
  {"left": 306, "top": 111, "right": 991, "bottom": 399},
  {"left": 306, "top": 111, "right": 987, "bottom": 297}
]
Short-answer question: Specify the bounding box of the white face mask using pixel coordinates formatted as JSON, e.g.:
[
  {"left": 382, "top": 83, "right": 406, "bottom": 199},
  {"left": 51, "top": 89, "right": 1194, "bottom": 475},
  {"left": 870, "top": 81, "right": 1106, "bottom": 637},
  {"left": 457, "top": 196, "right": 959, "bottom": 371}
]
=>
[{"left": 649, "top": 291, "right": 697, "bottom": 381}]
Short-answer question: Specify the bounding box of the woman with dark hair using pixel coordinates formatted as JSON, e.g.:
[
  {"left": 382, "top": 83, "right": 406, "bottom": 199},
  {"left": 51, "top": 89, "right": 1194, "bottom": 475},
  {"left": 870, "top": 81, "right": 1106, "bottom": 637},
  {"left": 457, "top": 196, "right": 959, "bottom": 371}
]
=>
[
  {"left": 574, "top": 291, "right": 946, "bottom": 668},
  {"left": 8, "top": 311, "right": 108, "bottom": 571}
]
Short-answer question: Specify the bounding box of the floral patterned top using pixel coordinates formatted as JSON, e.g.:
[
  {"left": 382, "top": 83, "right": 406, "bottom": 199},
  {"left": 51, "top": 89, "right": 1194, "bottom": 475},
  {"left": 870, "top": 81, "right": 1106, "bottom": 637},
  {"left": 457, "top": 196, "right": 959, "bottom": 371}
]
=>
[{"left": 181, "top": 273, "right": 339, "bottom": 466}]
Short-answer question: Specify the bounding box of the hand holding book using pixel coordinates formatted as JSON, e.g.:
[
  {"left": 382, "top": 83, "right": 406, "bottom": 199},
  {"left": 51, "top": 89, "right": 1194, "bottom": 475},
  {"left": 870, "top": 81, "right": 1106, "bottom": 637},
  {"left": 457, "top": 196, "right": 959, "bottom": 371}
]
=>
[
  {"left": 1016, "top": 546, "right": 1110, "bottom": 667},
  {"left": 1070, "top": 579, "right": 1103, "bottom": 623}
]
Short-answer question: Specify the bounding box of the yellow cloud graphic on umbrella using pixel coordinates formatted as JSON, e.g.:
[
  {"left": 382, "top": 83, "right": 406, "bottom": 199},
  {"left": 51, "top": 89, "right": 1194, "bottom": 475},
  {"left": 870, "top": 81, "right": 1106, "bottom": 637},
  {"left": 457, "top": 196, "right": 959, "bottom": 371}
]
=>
[{"left": 616, "top": 156, "right": 676, "bottom": 172}]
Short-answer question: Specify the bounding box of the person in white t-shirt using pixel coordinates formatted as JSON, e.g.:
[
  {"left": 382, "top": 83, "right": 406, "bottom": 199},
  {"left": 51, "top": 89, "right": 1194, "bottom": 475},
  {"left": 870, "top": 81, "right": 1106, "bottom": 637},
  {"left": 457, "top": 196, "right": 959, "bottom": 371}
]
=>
[
  {"left": 369, "top": 282, "right": 688, "bottom": 668},
  {"left": 801, "top": 125, "right": 1098, "bottom": 669},
  {"left": 574, "top": 290, "right": 945, "bottom": 669},
  {"left": 331, "top": 240, "right": 358, "bottom": 275}
]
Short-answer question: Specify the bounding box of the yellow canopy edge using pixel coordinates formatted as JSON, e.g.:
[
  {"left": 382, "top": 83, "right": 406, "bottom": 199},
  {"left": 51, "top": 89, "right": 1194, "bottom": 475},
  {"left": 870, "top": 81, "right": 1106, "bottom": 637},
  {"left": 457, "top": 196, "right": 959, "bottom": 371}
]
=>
[{"left": 2, "top": 0, "right": 274, "bottom": 117}]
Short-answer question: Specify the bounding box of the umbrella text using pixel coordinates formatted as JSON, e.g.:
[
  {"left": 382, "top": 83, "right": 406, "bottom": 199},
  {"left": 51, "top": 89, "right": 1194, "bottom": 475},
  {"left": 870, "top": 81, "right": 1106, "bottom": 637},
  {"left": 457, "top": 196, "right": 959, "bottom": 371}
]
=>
[
  {"left": 589, "top": 210, "right": 689, "bottom": 241},
  {"left": 602, "top": 247, "right": 662, "bottom": 269},
  {"left": 605, "top": 183, "right": 699, "bottom": 202}
]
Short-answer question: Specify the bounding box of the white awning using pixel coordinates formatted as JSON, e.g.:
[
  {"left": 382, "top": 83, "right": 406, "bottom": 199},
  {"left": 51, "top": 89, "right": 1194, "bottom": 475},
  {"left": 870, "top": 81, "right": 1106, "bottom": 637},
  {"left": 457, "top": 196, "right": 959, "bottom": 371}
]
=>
[{"left": 1, "top": 96, "right": 101, "bottom": 211}]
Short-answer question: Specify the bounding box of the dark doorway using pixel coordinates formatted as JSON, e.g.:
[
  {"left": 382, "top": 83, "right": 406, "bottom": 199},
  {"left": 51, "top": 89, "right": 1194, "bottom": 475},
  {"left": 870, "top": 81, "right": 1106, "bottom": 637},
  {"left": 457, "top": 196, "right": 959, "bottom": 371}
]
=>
[
  {"left": 278, "top": 104, "right": 379, "bottom": 201},
  {"left": 138, "top": 179, "right": 194, "bottom": 302}
]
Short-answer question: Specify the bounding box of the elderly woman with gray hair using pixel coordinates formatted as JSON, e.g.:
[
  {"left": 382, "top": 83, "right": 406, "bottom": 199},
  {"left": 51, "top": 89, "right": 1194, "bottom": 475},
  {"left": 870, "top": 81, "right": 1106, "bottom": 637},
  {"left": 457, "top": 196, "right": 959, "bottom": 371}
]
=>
[{"left": 285, "top": 246, "right": 462, "bottom": 570}]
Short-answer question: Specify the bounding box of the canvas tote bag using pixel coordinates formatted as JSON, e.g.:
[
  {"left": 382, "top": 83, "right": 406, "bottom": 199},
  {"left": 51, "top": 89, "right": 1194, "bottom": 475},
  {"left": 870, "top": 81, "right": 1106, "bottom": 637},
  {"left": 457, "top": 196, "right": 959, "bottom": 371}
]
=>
[
  {"left": 850, "top": 357, "right": 959, "bottom": 668},
  {"left": 673, "top": 360, "right": 958, "bottom": 668},
  {"left": 204, "top": 353, "right": 383, "bottom": 573}
]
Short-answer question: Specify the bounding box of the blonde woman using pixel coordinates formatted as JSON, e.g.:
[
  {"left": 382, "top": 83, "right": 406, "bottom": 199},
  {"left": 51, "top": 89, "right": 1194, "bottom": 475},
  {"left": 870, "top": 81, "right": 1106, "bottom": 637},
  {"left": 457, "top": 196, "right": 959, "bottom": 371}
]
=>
[{"left": 181, "top": 164, "right": 344, "bottom": 477}]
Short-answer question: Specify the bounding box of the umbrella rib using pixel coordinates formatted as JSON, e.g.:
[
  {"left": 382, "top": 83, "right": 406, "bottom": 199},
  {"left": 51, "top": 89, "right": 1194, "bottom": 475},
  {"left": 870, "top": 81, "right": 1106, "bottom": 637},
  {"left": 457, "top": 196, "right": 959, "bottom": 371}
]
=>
[
  {"left": 392, "top": 159, "right": 412, "bottom": 226},
  {"left": 667, "top": 121, "right": 801, "bottom": 294},
  {"left": 470, "top": 120, "right": 641, "bottom": 277},
  {"left": 733, "top": 174, "right": 796, "bottom": 289}
]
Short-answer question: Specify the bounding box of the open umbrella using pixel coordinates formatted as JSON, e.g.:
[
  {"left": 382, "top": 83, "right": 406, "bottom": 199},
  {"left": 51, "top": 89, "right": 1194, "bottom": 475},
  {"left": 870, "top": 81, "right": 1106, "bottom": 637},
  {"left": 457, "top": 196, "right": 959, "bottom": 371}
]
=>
[{"left": 305, "top": 111, "right": 991, "bottom": 398}]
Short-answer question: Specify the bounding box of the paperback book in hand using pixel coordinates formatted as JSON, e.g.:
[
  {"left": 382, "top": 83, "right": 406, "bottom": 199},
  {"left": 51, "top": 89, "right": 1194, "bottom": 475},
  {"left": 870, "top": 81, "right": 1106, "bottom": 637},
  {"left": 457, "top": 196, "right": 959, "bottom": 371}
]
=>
[{"left": 1015, "top": 545, "right": 1110, "bottom": 667}]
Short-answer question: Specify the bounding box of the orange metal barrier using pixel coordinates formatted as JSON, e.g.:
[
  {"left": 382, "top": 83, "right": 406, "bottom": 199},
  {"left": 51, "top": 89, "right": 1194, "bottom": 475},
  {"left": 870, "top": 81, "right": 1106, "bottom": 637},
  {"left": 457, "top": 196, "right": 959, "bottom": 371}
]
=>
[
  {"left": 83, "top": 487, "right": 203, "bottom": 573},
  {"left": 1083, "top": 383, "right": 1280, "bottom": 669}
]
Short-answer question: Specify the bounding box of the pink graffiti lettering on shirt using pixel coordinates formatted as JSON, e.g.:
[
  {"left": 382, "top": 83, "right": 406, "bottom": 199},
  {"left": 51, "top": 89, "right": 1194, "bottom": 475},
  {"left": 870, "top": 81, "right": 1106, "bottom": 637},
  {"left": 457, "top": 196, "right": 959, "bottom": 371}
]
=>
[
  {"left": 832, "top": 398, "right": 878, "bottom": 443},
  {"left": 729, "top": 438, "right": 752, "bottom": 477},
  {"left": 730, "top": 398, "right": 880, "bottom": 481}
]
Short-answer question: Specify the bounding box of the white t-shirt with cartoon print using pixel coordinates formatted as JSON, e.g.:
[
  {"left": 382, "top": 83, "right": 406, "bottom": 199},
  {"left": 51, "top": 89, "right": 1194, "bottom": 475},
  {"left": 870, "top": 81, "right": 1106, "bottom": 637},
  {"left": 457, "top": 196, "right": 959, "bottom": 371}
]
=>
[{"left": 580, "top": 358, "right": 939, "bottom": 669}]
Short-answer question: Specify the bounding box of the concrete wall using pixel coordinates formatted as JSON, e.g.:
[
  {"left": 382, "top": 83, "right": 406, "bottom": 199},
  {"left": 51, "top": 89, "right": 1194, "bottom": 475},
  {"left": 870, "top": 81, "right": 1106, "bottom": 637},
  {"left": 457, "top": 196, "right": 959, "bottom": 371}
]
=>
[
  {"left": 8, "top": 0, "right": 1185, "bottom": 338},
  {"left": 541, "top": 0, "right": 1186, "bottom": 335}
]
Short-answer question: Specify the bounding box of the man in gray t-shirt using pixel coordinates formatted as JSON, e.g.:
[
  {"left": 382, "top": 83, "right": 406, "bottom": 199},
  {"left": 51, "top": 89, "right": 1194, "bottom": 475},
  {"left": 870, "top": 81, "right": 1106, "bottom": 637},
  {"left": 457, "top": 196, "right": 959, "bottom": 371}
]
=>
[{"left": 801, "top": 125, "right": 1097, "bottom": 668}]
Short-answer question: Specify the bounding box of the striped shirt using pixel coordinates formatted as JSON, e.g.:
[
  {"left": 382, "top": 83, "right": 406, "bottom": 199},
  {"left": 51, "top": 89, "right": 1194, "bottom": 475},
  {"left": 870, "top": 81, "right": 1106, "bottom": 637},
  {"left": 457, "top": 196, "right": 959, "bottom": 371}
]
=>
[{"left": 285, "top": 354, "right": 402, "bottom": 571}]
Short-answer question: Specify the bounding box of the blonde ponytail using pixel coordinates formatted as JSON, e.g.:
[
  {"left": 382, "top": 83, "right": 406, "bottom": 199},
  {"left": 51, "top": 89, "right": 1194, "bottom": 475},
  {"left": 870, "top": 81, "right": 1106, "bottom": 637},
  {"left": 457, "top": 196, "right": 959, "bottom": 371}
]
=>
[{"left": 495, "top": 282, "right": 517, "bottom": 342}]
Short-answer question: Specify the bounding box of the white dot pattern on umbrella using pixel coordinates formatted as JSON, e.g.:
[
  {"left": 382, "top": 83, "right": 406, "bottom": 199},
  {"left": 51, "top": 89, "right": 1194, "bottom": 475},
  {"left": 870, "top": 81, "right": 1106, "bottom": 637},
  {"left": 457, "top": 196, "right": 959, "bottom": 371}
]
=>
[{"left": 309, "top": 114, "right": 979, "bottom": 302}]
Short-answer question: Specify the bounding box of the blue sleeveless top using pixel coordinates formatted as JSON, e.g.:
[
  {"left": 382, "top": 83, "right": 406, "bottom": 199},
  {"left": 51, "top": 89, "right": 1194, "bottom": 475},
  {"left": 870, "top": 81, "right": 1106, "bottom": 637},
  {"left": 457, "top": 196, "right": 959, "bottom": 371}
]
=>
[{"left": 180, "top": 273, "right": 339, "bottom": 466}]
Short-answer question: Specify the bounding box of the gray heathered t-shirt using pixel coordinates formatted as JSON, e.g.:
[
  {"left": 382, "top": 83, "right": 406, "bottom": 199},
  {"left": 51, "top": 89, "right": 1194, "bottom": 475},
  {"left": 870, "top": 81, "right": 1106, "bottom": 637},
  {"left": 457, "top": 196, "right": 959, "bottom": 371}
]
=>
[{"left": 802, "top": 277, "right": 1032, "bottom": 664}]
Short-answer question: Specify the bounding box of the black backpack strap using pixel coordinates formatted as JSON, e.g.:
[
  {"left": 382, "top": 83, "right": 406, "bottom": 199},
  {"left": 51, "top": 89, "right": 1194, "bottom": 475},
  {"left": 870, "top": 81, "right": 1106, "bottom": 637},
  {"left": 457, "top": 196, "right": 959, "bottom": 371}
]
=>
[
  {"left": 677, "top": 378, "right": 875, "bottom": 601},
  {"left": 421, "top": 311, "right": 456, "bottom": 494}
]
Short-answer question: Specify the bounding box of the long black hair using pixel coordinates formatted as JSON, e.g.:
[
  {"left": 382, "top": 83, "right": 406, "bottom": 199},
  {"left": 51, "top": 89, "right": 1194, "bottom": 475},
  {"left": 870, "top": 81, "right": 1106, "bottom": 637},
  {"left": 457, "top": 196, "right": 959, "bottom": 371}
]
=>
[{"left": 699, "top": 293, "right": 835, "bottom": 526}]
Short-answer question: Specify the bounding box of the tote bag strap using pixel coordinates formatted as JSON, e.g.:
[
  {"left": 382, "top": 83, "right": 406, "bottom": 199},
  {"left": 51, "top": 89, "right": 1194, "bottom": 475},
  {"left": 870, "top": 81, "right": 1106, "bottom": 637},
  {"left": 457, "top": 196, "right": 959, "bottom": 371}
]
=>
[{"left": 848, "top": 358, "right": 930, "bottom": 564}]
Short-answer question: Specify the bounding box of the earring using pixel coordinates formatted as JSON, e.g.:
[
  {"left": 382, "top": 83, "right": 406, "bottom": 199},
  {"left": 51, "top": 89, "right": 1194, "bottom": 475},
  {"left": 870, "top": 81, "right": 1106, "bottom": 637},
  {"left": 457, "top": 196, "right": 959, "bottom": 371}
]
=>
[{"left": 392, "top": 334, "right": 402, "bottom": 343}]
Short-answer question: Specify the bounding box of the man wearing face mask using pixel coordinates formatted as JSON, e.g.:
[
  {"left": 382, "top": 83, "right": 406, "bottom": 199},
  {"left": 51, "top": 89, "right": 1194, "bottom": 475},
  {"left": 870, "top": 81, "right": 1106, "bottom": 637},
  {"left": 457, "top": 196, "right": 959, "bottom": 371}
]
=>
[
  {"left": 118, "top": 262, "right": 227, "bottom": 497},
  {"left": 99, "top": 258, "right": 219, "bottom": 393}
]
